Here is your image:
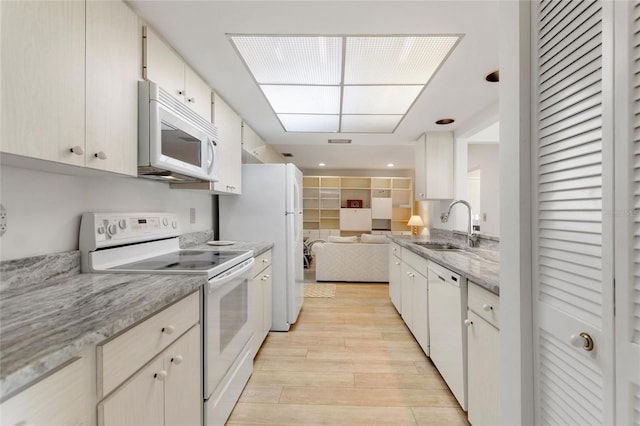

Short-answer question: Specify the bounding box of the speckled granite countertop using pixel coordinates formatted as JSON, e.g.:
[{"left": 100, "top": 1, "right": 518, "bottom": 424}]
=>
[
  {"left": 388, "top": 235, "right": 499, "bottom": 295},
  {"left": 0, "top": 235, "right": 273, "bottom": 401}
]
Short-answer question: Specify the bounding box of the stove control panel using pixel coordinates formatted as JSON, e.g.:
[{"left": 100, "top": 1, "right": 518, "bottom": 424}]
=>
[{"left": 80, "top": 212, "right": 180, "bottom": 251}]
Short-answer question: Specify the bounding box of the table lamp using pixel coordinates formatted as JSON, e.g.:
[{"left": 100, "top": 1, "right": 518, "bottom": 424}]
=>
[{"left": 407, "top": 215, "right": 425, "bottom": 235}]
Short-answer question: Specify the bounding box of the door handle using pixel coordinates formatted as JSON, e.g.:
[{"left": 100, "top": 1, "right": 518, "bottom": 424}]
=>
[{"left": 570, "top": 332, "right": 594, "bottom": 351}]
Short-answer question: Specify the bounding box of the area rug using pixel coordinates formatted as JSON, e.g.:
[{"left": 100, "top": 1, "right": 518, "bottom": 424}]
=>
[{"left": 304, "top": 283, "right": 336, "bottom": 298}]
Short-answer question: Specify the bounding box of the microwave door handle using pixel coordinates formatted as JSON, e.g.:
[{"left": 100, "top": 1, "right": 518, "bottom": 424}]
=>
[
  {"left": 206, "top": 138, "right": 216, "bottom": 175},
  {"left": 208, "top": 258, "right": 254, "bottom": 291}
]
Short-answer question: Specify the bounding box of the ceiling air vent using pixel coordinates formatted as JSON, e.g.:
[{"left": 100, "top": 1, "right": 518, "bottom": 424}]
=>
[
  {"left": 281, "top": 153, "right": 294, "bottom": 157},
  {"left": 328, "top": 139, "right": 352, "bottom": 144}
]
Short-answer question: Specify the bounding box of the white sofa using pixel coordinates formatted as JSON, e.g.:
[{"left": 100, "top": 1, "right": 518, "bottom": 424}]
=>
[{"left": 312, "top": 236, "right": 389, "bottom": 282}]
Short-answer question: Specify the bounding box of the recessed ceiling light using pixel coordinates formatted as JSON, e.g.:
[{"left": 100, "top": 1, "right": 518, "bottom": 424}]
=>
[
  {"left": 318, "top": 162, "right": 326, "bottom": 167},
  {"left": 436, "top": 118, "right": 455, "bottom": 125},
  {"left": 485, "top": 70, "right": 499, "bottom": 82},
  {"left": 387, "top": 163, "right": 395, "bottom": 168},
  {"left": 229, "top": 34, "right": 461, "bottom": 134}
]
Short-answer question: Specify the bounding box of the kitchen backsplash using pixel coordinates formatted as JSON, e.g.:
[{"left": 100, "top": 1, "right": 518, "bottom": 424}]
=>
[{"left": 0, "top": 165, "right": 215, "bottom": 261}]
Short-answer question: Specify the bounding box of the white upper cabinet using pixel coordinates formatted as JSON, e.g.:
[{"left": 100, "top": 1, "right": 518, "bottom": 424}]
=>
[
  {"left": 1, "top": 1, "right": 85, "bottom": 167},
  {"left": 85, "top": 0, "right": 139, "bottom": 176},
  {"left": 211, "top": 93, "right": 242, "bottom": 194},
  {"left": 1, "top": 0, "right": 138, "bottom": 176},
  {"left": 414, "top": 132, "right": 454, "bottom": 200},
  {"left": 144, "top": 27, "right": 212, "bottom": 121}
]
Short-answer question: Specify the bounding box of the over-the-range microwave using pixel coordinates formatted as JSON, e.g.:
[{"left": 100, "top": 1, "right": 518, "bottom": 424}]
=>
[{"left": 138, "top": 80, "right": 219, "bottom": 182}]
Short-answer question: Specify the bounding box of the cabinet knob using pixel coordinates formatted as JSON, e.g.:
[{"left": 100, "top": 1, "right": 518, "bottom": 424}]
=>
[
  {"left": 262, "top": 259, "right": 269, "bottom": 264},
  {"left": 187, "top": 97, "right": 195, "bottom": 103},
  {"left": 70, "top": 146, "right": 84, "bottom": 155},
  {"left": 482, "top": 303, "right": 493, "bottom": 312},
  {"left": 570, "top": 332, "right": 594, "bottom": 351},
  {"left": 154, "top": 370, "right": 168, "bottom": 381},
  {"left": 463, "top": 319, "right": 473, "bottom": 327},
  {"left": 395, "top": 262, "right": 400, "bottom": 265},
  {"left": 171, "top": 355, "right": 184, "bottom": 365},
  {"left": 178, "top": 90, "right": 185, "bottom": 96},
  {"left": 162, "top": 325, "right": 175, "bottom": 335},
  {"left": 94, "top": 151, "right": 107, "bottom": 160}
]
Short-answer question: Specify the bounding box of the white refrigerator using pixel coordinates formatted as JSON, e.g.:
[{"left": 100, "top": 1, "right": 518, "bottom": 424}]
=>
[{"left": 218, "top": 163, "right": 304, "bottom": 331}]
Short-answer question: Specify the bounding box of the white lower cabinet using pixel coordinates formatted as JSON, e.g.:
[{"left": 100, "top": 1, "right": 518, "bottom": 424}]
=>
[
  {"left": 97, "top": 292, "right": 201, "bottom": 426},
  {"left": 400, "top": 249, "right": 430, "bottom": 356},
  {"left": 388, "top": 242, "right": 402, "bottom": 313},
  {"left": 466, "top": 282, "right": 500, "bottom": 425},
  {"left": 251, "top": 249, "right": 273, "bottom": 357},
  {"left": 0, "top": 356, "right": 92, "bottom": 426}
]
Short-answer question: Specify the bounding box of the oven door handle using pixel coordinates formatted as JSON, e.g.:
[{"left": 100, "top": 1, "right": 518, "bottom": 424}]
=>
[{"left": 207, "top": 258, "right": 255, "bottom": 291}]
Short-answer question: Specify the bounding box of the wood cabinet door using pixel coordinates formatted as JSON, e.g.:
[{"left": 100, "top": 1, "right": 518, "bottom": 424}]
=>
[
  {"left": 144, "top": 26, "right": 185, "bottom": 102},
  {"left": 85, "top": 0, "right": 138, "bottom": 176},
  {"left": 467, "top": 310, "right": 500, "bottom": 426},
  {"left": 262, "top": 265, "right": 273, "bottom": 339},
  {"left": 411, "top": 271, "right": 429, "bottom": 356},
  {"left": 164, "top": 325, "right": 202, "bottom": 426},
  {"left": 1, "top": 0, "right": 85, "bottom": 166},
  {"left": 212, "top": 93, "right": 242, "bottom": 194},
  {"left": 184, "top": 67, "right": 212, "bottom": 121},
  {"left": 98, "top": 356, "right": 165, "bottom": 426}
]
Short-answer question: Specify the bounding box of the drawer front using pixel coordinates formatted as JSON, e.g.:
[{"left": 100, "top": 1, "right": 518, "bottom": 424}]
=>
[
  {"left": 252, "top": 250, "right": 272, "bottom": 277},
  {"left": 97, "top": 291, "right": 199, "bottom": 398},
  {"left": 402, "top": 249, "right": 428, "bottom": 275},
  {"left": 390, "top": 242, "right": 402, "bottom": 259},
  {"left": 468, "top": 281, "right": 500, "bottom": 328}
]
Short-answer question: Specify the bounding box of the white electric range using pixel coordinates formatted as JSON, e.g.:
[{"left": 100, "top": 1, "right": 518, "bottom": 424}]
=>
[{"left": 79, "top": 212, "right": 255, "bottom": 425}]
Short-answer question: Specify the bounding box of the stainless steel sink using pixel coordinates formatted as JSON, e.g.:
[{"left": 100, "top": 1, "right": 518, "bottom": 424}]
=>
[{"left": 414, "top": 242, "right": 461, "bottom": 251}]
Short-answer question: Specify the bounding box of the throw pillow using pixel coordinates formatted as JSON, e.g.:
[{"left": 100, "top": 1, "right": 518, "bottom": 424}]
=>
[
  {"left": 327, "top": 235, "right": 358, "bottom": 243},
  {"left": 360, "top": 233, "right": 389, "bottom": 244}
]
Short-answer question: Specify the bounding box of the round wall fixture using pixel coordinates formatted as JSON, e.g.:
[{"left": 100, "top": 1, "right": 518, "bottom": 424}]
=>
[
  {"left": 436, "top": 118, "right": 455, "bottom": 125},
  {"left": 485, "top": 70, "right": 499, "bottom": 82}
]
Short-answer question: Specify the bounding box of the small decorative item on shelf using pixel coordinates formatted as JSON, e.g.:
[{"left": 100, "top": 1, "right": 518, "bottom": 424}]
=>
[
  {"left": 347, "top": 199, "right": 363, "bottom": 208},
  {"left": 407, "top": 215, "right": 425, "bottom": 235}
]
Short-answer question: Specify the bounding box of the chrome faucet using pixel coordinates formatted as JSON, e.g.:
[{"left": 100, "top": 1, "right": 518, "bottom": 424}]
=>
[{"left": 441, "top": 199, "right": 478, "bottom": 247}]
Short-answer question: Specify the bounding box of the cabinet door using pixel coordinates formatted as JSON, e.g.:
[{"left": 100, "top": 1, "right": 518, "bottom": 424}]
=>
[
  {"left": 467, "top": 311, "right": 499, "bottom": 426},
  {"left": 98, "top": 356, "right": 165, "bottom": 426},
  {"left": 85, "top": 0, "right": 138, "bottom": 176},
  {"left": 400, "top": 263, "right": 415, "bottom": 330},
  {"left": 251, "top": 272, "right": 264, "bottom": 357},
  {"left": 262, "top": 265, "right": 273, "bottom": 339},
  {"left": 371, "top": 197, "right": 393, "bottom": 219},
  {"left": 414, "top": 134, "right": 427, "bottom": 200},
  {"left": 388, "top": 249, "right": 402, "bottom": 313},
  {"left": 144, "top": 26, "right": 185, "bottom": 101},
  {"left": 0, "top": 358, "right": 87, "bottom": 426},
  {"left": 424, "top": 132, "right": 454, "bottom": 199},
  {"left": 184, "top": 67, "right": 212, "bottom": 121},
  {"left": 165, "top": 325, "right": 202, "bottom": 426},
  {"left": 1, "top": 1, "right": 85, "bottom": 166},
  {"left": 412, "top": 271, "right": 429, "bottom": 356},
  {"left": 339, "top": 208, "right": 372, "bottom": 231},
  {"left": 212, "top": 94, "right": 242, "bottom": 194}
]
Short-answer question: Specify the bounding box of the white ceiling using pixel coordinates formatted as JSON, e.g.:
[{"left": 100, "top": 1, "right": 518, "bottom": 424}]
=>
[{"left": 127, "top": 0, "right": 500, "bottom": 171}]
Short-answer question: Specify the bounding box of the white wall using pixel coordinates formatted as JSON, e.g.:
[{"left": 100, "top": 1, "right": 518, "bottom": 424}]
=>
[
  {"left": 0, "top": 165, "right": 214, "bottom": 260},
  {"left": 468, "top": 143, "right": 500, "bottom": 235}
]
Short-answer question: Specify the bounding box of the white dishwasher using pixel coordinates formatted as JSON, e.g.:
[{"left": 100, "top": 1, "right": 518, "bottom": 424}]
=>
[{"left": 427, "top": 261, "right": 468, "bottom": 411}]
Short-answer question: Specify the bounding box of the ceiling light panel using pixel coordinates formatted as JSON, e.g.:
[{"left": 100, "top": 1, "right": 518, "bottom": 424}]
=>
[
  {"left": 342, "top": 85, "right": 423, "bottom": 114},
  {"left": 344, "top": 36, "right": 459, "bottom": 84},
  {"left": 230, "top": 36, "right": 342, "bottom": 84},
  {"left": 260, "top": 85, "right": 340, "bottom": 114},
  {"left": 278, "top": 114, "right": 339, "bottom": 132},
  {"left": 341, "top": 115, "right": 403, "bottom": 133}
]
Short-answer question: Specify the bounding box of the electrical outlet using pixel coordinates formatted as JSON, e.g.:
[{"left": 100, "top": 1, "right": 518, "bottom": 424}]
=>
[
  {"left": 440, "top": 212, "right": 446, "bottom": 222},
  {"left": 482, "top": 212, "right": 487, "bottom": 222},
  {"left": 190, "top": 207, "right": 196, "bottom": 224},
  {"left": 0, "top": 204, "right": 6, "bottom": 236}
]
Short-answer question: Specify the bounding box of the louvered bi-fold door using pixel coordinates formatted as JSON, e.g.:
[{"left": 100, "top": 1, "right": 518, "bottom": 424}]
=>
[
  {"left": 533, "top": 0, "right": 615, "bottom": 424},
  {"left": 615, "top": 1, "right": 640, "bottom": 424}
]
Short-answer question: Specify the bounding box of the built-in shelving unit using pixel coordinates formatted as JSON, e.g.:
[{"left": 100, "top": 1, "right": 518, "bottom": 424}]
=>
[{"left": 303, "top": 175, "right": 413, "bottom": 238}]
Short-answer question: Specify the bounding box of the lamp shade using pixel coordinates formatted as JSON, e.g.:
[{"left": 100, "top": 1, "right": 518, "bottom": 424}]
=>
[{"left": 407, "top": 215, "right": 425, "bottom": 227}]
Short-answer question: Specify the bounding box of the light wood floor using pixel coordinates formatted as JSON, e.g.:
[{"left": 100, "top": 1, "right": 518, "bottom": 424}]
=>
[{"left": 227, "top": 283, "right": 469, "bottom": 425}]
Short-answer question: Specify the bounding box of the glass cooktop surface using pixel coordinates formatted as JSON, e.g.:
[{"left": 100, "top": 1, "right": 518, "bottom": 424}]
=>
[{"left": 109, "top": 250, "right": 249, "bottom": 272}]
